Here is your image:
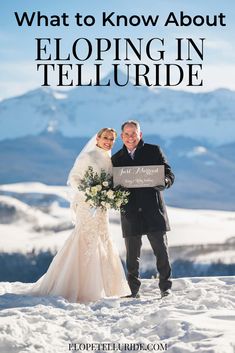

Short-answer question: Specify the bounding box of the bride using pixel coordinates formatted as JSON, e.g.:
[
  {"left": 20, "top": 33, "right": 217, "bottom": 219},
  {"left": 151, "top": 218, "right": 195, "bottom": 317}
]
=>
[{"left": 31, "top": 128, "right": 131, "bottom": 303}]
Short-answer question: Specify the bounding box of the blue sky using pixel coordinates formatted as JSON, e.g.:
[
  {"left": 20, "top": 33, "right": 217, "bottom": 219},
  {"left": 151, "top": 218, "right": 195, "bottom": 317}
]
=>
[{"left": 1, "top": 0, "right": 235, "bottom": 100}]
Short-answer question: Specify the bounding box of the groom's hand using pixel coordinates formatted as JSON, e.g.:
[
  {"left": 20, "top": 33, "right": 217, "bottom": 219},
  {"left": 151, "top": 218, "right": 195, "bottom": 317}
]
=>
[
  {"left": 154, "top": 178, "right": 171, "bottom": 191},
  {"left": 154, "top": 185, "right": 166, "bottom": 191},
  {"left": 165, "top": 177, "right": 171, "bottom": 189}
]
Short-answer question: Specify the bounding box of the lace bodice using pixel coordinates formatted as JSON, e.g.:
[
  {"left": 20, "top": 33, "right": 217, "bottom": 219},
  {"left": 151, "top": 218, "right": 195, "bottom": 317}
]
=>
[{"left": 67, "top": 145, "right": 113, "bottom": 255}]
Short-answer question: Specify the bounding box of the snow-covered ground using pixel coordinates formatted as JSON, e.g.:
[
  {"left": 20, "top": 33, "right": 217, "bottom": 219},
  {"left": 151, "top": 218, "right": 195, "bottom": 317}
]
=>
[{"left": 0, "top": 277, "right": 235, "bottom": 353}]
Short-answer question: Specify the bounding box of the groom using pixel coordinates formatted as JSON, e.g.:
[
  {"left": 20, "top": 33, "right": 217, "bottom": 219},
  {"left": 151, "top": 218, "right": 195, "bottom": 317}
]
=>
[{"left": 112, "top": 120, "right": 175, "bottom": 298}]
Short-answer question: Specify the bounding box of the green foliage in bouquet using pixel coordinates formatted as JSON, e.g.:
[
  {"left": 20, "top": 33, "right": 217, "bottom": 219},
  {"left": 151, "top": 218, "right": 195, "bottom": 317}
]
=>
[{"left": 78, "top": 166, "right": 130, "bottom": 211}]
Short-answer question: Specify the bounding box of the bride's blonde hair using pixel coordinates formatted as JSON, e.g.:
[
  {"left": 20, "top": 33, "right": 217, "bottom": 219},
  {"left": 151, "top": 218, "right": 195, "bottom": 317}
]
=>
[{"left": 97, "top": 128, "right": 117, "bottom": 138}]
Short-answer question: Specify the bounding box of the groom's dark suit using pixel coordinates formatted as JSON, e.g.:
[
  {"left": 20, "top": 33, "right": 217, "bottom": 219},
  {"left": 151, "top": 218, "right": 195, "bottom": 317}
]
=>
[{"left": 112, "top": 139, "right": 175, "bottom": 295}]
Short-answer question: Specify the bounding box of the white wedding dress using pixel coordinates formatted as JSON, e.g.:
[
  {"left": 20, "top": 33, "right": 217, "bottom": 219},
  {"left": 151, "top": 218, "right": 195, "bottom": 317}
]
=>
[{"left": 30, "top": 143, "right": 131, "bottom": 303}]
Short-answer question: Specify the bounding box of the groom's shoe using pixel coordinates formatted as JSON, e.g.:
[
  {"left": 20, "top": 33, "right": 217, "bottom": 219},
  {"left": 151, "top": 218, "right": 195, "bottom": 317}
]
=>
[
  {"left": 123, "top": 292, "right": 140, "bottom": 299},
  {"left": 160, "top": 289, "right": 172, "bottom": 298}
]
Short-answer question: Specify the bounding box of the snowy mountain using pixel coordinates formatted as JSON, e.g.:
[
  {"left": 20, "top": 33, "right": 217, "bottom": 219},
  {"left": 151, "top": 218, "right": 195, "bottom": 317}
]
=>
[
  {"left": 1, "top": 182, "right": 235, "bottom": 281},
  {"left": 0, "top": 130, "right": 88, "bottom": 185},
  {"left": 1, "top": 74, "right": 235, "bottom": 209},
  {"left": 0, "top": 72, "right": 235, "bottom": 145},
  {"left": 1, "top": 131, "right": 235, "bottom": 210}
]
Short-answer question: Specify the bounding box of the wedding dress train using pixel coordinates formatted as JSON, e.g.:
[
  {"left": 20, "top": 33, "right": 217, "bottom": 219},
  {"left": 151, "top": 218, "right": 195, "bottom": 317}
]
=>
[{"left": 31, "top": 145, "right": 131, "bottom": 303}]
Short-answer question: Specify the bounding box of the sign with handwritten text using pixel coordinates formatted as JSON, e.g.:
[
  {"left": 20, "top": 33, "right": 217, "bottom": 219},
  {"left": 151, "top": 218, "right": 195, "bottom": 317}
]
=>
[{"left": 113, "top": 165, "right": 165, "bottom": 188}]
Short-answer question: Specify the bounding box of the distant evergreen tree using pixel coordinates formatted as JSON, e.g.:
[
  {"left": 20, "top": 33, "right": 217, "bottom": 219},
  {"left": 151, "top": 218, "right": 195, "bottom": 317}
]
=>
[
  {"left": 0, "top": 250, "right": 54, "bottom": 282},
  {"left": 0, "top": 253, "right": 234, "bottom": 282}
]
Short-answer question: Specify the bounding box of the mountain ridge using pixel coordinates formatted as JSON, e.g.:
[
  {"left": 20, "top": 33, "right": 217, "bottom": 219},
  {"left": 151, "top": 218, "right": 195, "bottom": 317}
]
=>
[
  {"left": 1, "top": 73, "right": 235, "bottom": 144},
  {"left": 1, "top": 130, "right": 235, "bottom": 210}
]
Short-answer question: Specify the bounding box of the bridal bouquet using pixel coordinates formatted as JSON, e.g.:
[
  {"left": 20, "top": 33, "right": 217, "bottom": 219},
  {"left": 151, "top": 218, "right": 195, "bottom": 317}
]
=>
[{"left": 78, "top": 166, "right": 130, "bottom": 211}]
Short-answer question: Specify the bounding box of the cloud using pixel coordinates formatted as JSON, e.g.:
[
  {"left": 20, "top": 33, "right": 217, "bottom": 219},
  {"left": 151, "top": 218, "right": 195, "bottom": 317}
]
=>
[
  {"left": 202, "top": 63, "right": 235, "bottom": 91},
  {"left": 0, "top": 60, "right": 97, "bottom": 101},
  {"left": 156, "top": 63, "right": 235, "bottom": 93},
  {"left": 205, "top": 40, "right": 233, "bottom": 51},
  {"left": 0, "top": 60, "right": 35, "bottom": 78},
  {"left": 0, "top": 61, "right": 38, "bottom": 100}
]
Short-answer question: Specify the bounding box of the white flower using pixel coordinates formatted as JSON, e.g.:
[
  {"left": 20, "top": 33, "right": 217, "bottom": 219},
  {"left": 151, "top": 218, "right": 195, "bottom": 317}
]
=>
[
  {"left": 85, "top": 187, "right": 91, "bottom": 194},
  {"left": 87, "top": 199, "right": 95, "bottom": 207},
  {"left": 96, "top": 185, "right": 102, "bottom": 191},
  {"left": 91, "top": 186, "right": 98, "bottom": 195},
  {"left": 100, "top": 201, "right": 111, "bottom": 209},
  {"left": 116, "top": 200, "right": 122, "bottom": 208},
  {"left": 107, "top": 190, "right": 115, "bottom": 199},
  {"left": 102, "top": 181, "right": 109, "bottom": 187}
]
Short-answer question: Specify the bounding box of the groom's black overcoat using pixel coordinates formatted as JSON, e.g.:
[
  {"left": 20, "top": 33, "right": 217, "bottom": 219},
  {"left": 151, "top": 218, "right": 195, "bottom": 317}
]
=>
[{"left": 111, "top": 140, "right": 175, "bottom": 237}]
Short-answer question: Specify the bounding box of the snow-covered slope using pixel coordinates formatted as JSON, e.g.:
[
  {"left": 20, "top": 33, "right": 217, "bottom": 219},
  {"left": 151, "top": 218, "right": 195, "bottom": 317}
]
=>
[
  {"left": 0, "top": 72, "right": 235, "bottom": 145},
  {"left": 0, "top": 183, "right": 235, "bottom": 259},
  {"left": 0, "top": 277, "right": 234, "bottom": 353}
]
